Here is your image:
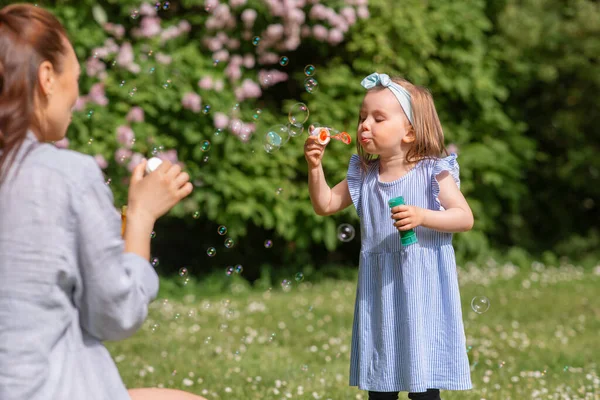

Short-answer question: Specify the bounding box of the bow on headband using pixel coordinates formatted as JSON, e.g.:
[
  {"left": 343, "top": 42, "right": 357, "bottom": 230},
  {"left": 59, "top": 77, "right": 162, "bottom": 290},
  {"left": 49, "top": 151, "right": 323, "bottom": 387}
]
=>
[{"left": 360, "top": 72, "right": 413, "bottom": 125}]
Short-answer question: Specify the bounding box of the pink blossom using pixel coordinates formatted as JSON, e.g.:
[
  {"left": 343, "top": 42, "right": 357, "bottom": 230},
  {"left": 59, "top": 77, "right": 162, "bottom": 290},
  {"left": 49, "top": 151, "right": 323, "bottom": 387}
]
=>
[
  {"left": 115, "top": 148, "right": 132, "bottom": 165},
  {"left": 205, "top": 0, "right": 219, "bottom": 12},
  {"left": 229, "top": 118, "right": 243, "bottom": 134},
  {"left": 243, "top": 54, "right": 255, "bottom": 69},
  {"left": 357, "top": 6, "right": 369, "bottom": 19},
  {"left": 88, "top": 83, "right": 108, "bottom": 106},
  {"left": 54, "top": 137, "right": 69, "bottom": 149},
  {"left": 214, "top": 79, "right": 225, "bottom": 92},
  {"left": 312, "top": 24, "right": 328, "bottom": 41},
  {"left": 155, "top": 53, "right": 172, "bottom": 65},
  {"left": 227, "top": 38, "right": 240, "bottom": 50},
  {"left": 86, "top": 57, "right": 105, "bottom": 77},
  {"left": 116, "top": 125, "right": 135, "bottom": 148},
  {"left": 301, "top": 25, "right": 311, "bottom": 38},
  {"left": 140, "top": 16, "right": 162, "bottom": 37},
  {"left": 198, "top": 76, "right": 214, "bottom": 90},
  {"left": 127, "top": 152, "right": 145, "bottom": 172},
  {"left": 160, "top": 26, "right": 181, "bottom": 41},
  {"left": 213, "top": 49, "right": 230, "bottom": 63},
  {"left": 266, "top": 24, "right": 284, "bottom": 39},
  {"left": 225, "top": 63, "right": 242, "bottom": 81},
  {"left": 116, "top": 42, "right": 134, "bottom": 67},
  {"left": 178, "top": 20, "right": 191, "bottom": 32},
  {"left": 229, "top": 0, "right": 247, "bottom": 7},
  {"left": 240, "top": 9, "right": 257, "bottom": 27},
  {"left": 128, "top": 64, "right": 141, "bottom": 74},
  {"left": 258, "top": 52, "right": 279, "bottom": 65},
  {"left": 94, "top": 154, "right": 108, "bottom": 169},
  {"left": 288, "top": 8, "right": 306, "bottom": 24},
  {"left": 447, "top": 144, "right": 459, "bottom": 154},
  {"left": 356, "top": 0, "right": 368, "bottom": 5},
  {"left": 205, "top": 37, "right": 223, "bottom": 52},
  {"left": 181, "top": 92, "right": 202, "bottom": 112},
  {"left": 126, "top": 106, "right": 145, "bottom": 123},
  {"left": 340, "top": 7, "right": 357, "bottom": 25},
  {"left": 140, "top": 3, "right": 157, "bottom": 16},
  {"left": 157, "top": 149, "right": 178, "bottom": 164},
  {"left": 73, "top": 97, "right": 87, "bottom": 112},
  {"left": 103, "top": 23, "right": 125, "bottom": 39},
  {"left": 309, "top": 4, "right": 328, "bottom": 20},
  {"left": 328, "top": 28, "right": 344, "bottom": 45},
  {"left": 213, "top": 112, "right": 229, "bottom": 129},
  {"left": 285, "top": 37, "right": 301, "bottom": 50},
  {"left": 230, "top": 55, "right": 243, "bottom": 66},
  {"left": 104, "top": 38, "right": 120, "bottom": 54},
  {"left": 258, "top": 69, "right": 288, "bottom": 87}
]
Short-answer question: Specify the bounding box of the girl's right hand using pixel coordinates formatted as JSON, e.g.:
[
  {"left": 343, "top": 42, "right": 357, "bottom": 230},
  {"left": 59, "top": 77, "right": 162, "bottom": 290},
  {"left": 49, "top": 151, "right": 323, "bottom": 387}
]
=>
[
  {"left": 304, "top": 125, "right": 326, "bottom": 169},
  {"left": 127, "top": 159, "right": 193, "bottom": 222}
]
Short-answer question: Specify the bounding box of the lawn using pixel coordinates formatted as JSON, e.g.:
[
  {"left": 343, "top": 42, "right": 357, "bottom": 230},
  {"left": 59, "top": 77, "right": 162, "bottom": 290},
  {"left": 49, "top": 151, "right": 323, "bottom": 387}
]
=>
[{"left": 107, "top": 261, "right": 600, "bottom": 399}]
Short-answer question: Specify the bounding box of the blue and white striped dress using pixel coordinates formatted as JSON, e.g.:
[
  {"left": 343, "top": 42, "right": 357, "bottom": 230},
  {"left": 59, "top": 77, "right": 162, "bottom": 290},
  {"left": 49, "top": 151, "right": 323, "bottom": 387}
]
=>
[{"left": 346, "top": 153, "right": 472, "bottom": 393}]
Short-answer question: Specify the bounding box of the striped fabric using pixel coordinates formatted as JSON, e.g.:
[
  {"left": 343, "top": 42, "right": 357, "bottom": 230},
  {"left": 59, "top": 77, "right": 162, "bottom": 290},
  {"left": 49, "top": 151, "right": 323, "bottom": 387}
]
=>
[
  {"left": 346, "top": 154, "right": 472, "bottom": 393},
  {"left": 0, "top": 132, "right": 158, "bottom": 400}
]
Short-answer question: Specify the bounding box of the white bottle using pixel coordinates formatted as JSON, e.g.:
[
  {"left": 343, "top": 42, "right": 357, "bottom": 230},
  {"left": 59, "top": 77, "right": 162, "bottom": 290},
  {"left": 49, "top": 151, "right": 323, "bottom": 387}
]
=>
[{"left": 145, "top": 157, "right": 163, "bottom": 175}]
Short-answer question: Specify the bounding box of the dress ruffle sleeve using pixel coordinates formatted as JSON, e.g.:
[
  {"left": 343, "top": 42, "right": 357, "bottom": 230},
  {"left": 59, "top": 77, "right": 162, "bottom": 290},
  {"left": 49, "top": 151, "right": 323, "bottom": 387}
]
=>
[{"left": 432, "top": 153, "right": 460, "bottom": 211}]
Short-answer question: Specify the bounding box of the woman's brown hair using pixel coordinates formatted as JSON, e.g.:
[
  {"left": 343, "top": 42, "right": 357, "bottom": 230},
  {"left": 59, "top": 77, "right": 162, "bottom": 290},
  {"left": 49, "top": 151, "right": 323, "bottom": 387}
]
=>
[
  {"left": 0, "top": 4, "right": 68, "bottom": 182},
  {"left": 356, "top": 76, "right": 448, "bottom": 171}
]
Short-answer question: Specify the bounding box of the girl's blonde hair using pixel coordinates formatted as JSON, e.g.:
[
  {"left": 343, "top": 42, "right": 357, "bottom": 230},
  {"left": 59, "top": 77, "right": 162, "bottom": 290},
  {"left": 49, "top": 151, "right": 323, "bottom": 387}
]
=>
[{"left": 356, "top": 76, "right": 448, "bottom": 171}]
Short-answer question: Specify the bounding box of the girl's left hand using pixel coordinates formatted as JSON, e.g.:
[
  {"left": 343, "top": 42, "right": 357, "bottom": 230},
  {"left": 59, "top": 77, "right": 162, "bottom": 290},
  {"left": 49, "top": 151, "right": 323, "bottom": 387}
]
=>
[{"left": 391, "top": 205, "right": 426, "bottom": 231}]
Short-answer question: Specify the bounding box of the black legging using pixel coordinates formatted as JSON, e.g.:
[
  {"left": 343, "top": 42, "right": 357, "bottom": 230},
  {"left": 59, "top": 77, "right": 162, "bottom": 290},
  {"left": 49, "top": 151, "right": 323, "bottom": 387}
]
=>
[{"left": 368, "top": 389, "right": 441, "bottom": 400}]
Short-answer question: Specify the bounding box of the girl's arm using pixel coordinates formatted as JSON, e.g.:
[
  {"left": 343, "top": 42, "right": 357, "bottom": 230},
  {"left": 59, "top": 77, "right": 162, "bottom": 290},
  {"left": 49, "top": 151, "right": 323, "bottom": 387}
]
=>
[
  {"left": 308, "top": 165, "right": 353, "bottom": 216},
  {"left": 422, "top": 171, "right": 474, "bottom": 232}
]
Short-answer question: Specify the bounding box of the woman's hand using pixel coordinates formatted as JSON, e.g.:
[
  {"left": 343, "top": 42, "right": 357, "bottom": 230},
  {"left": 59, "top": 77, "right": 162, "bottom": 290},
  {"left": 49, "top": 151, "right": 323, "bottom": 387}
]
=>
[
  {"left": 391, "top": 205, "right": 426, "bottom": 231},
  {"left": 127, "top": 159, "right": 193, "bottom": 222},
  {"left": 304, "top": 125, "right": 326, "bottom": 169}
]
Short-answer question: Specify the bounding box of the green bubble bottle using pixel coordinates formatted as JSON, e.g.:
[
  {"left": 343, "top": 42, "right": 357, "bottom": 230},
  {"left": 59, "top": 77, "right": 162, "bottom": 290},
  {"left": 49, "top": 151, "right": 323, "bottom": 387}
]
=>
[{"left": 388, "top": 196, "right": 418, "bottom": 246}]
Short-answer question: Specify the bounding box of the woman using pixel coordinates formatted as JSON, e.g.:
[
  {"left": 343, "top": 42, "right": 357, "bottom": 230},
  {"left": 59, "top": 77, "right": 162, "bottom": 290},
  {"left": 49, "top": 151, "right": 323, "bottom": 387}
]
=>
[{"left": 0, "top": 4, "right": 205, "bottom": 400}]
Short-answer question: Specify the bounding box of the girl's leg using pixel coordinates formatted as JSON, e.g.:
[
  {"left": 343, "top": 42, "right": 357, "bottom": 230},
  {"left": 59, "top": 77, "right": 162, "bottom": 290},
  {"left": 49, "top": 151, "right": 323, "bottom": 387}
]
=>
[
  {"left": 407, "top": 389, "right": 441, "bottom": 400},
  {"left": 368, "top": 391, "right": 400, "bottom": 400},
  {"left": 128, "top": 388, "right": 207, "bottom": 400}
]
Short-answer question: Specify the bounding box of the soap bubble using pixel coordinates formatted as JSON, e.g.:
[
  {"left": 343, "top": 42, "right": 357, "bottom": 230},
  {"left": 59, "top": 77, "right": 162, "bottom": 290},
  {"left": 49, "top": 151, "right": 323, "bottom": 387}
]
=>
[
  {"left": 214, "top": 129, "right": 222, "bottom": 136},
  {"left": 154, "top": 2, "right": 161, "bottom": 10},
  {"left": 151, "top": 323, "right": 160, "bottom": 332},
  {"left": 207, "top": 247, "right": 216, "bottom": 257},
  {"left": 202, "top": 105, "right": 211, "bottom": 114},
  {"left": 162, "top": 1, "right": 170, "bottom": 10},
  {"left": 224, "top": 238, "right": 235, "bottom": 248},
  {"left": 217, "top": 225, "right": 227, "bottom": 235},
  {"left": 264, "top": 125, "right": 290, "bottom": 153},
  {"left": 193, "top": 211, "right": 200, "bottom": 219},
  {"left": 288, "top": 102, "right": 309, "bottom": 125},
  {"left": 252, "top": 108, "right": 262, "bottom": 120},
  {"left": 471, "top": 296, "right": 490, "bottom": 314},
  {"left": 252, "top": 36, "right": 260, "bottom": 46},
  {"left": 279, "top": 56, "right": 289, "bottom": 66},
  {"left": 225, "top": 266, "right": 234, "bottom": 276},
  {"left": 304, "top": 65, "right": 316, "bottom": 76},
  {"left": 130, "top": 9, "right": 140, "bottom": 19},
  {"left": 201, "top": 140, "right": 211, "bottom": 152},
  {"left": 128, "top": 87, "right": 137, "bottom": 97},
  {"left": 151, "top": 257, "right": 160, "bottom": 267},
  {"left": 264, "top": 239, "right": 273, "bottom": 248},
  {"left": 304, "top": 77, "right": 319, "bottom": 93},
  {"left": 87, "top": 110, "right": 94, "bottom": 119},
  {"left": 287, "top": 123, "right": 304, "bottom": 138},
  {"left": 337, "top": 223, "right": 355, "bottom": 242},
  {"left": 162, "top": 79, "right": 172, "bottom": 89},
  {"left": 281, "top": 279, "right": 292, "bottom": 290},
  {"left": 235, "top": 264, "right": 243, "bottom": 274},
  {"left": 150, "top": 231, "right": 156, "bottom": 239},
  {"left": 276, "top": 188, "right": 283, "bottom": 195},
  {"left": 179, "top": 267, "right": 188, "bottom": 277},
  {"left": 148, "top": 67, "right": 156, "bottom": 74},
  {"left": 295, "top": 272, "right": 304, "bottom": 282},
  {"left": 119, "top": 80, "right": 126, "bottom": 87}
]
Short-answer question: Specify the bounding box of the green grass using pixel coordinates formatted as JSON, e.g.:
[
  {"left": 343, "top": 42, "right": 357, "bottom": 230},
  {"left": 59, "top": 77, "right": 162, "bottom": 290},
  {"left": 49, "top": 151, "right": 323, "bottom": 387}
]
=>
[{"left": 107, "top": 262, "right": 600, "bottom": 399}]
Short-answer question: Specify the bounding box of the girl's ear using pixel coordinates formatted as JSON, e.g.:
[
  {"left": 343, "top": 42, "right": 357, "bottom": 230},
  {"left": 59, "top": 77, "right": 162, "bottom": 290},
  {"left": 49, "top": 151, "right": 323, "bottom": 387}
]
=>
[{"left": 402, "top": 127, "right": 416, "bottom": 143}]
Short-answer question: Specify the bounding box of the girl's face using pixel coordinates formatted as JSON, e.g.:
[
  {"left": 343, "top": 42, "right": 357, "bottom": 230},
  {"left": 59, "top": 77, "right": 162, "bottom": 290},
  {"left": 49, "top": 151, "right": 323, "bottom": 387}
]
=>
[
  {"left": 357, "top": 88, "right": 413, "bottom": 157},
  {"left": 35, "top": 36, "right": 80, "bottom": 142}
]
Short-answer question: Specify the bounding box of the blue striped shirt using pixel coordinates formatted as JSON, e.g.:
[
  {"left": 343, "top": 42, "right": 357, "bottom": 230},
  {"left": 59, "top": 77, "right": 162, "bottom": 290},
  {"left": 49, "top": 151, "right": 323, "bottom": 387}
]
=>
[
  {"left": 346, "top": 154, "right": 472, "bottom": 392},
  {"left": 0, "top": 132, "right": 158, "bottom": 400}
]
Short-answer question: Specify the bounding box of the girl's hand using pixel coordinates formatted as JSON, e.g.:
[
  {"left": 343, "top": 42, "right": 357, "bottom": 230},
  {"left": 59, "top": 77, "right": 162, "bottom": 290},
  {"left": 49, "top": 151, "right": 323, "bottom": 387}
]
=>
[
  {"left": 391, "top": 205, "right": 426, "bottom": 231},
  {"left": 127, "top": 159, "right": 193, "bottom": 222},
  {"left": 304, "top": 124, "right": 326, "bottom": 169}
]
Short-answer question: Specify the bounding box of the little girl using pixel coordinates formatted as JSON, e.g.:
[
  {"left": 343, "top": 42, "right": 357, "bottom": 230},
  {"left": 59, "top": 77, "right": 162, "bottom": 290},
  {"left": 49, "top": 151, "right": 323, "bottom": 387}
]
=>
[{"left": 304, "top": 73, "right": 474, "bottom": 400}]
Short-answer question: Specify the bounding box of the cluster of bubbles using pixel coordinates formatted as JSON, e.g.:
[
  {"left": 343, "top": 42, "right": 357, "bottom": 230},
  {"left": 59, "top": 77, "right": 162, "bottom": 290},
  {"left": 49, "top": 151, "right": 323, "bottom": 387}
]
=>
[
  {"left": 225, "top": 264, "right": 243, "bottom": 276},
  {"left": 471, "top": 296, "right": 490, "bottom": 314},
  {"left": 303, "top": 64, "right": 318, "bottom": 94},
  {"left": 263, "top": 102, "right": 309, "bottom": 154}
]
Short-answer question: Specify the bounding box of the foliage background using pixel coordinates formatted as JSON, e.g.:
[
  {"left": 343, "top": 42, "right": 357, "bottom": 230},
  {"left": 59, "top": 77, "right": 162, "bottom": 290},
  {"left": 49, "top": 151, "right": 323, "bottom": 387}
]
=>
[{"left": 9, "top": 0, "right": 599, "bottom": 281}]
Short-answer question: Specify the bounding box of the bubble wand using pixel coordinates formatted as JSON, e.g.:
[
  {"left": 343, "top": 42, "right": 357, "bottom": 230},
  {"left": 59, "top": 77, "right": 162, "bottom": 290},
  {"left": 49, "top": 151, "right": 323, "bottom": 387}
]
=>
[{"left": 309, "top": 126, "right": 352, "bottom": 146}]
